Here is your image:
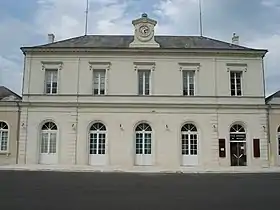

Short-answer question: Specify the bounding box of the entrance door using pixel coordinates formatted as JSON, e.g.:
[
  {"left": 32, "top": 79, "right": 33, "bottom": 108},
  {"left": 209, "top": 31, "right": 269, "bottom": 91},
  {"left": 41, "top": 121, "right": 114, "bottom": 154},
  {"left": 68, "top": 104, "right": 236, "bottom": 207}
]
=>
[
  {"left": 230, "top": 124, "right": 247, "bottom": 167},
  {"left": 135, "top": 123, "right": 152, "bottom": 166},
  {"left": 89, "top": 123, "right": 106, "bottom": 166},
  {"left": 230, "top": 142, "right": 247, "bottom": 166},
  {"left": 39, "top": 122, "right": 58, "bottom": 165},
  {"left": 181, "top": 124, "right": 198, "bottom": 166}
]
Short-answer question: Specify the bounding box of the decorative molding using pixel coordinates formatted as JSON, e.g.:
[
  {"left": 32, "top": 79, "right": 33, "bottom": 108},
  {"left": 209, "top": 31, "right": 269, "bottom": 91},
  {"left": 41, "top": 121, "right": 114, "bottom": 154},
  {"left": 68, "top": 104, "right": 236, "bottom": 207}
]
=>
[
  {"left": 134, "top": 62, "right": 156, "bottom": 71},
  {"left": 89, "top": 62, "right": 111, "bottom": 71},
  {"left": 41, "top": 61, "right": 63, "bottom": 71},
  {"left": 179, "top": 63, "right": 200, "bottom": 71},
  {"left": 226, "top": 63, "right": 247, "bottom": 72}
]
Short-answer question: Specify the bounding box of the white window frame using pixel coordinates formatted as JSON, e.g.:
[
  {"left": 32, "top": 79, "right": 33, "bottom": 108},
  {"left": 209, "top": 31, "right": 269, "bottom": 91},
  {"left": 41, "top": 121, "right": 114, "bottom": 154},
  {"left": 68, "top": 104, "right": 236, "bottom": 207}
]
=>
[
  {"left": 135, "top": 127, "right": 152, "bottom": 155},
  {"left": 138, "top": 70, "right": 151, "bottom": 96},
  {"left": 89, "top": 123, "right": 107, "bottom": 155},
  {"left": 134, "top": 62, "right": 155, "bottom": 96},
  {"left": 230, "top": 71, "right": 243, "bottom": 96},
  {"left": 93, "top": 69, "right": 106, "bottom": 95},
  {"left": 0, "top": 122, "right": 9, "bottom": 153},
  {"left": 45, "top": 69, "right": 58, "bottom": 95},
  {"left": 40, "top": 122, "right": 58, "bottom": 154},
  {"left": 179, "top": 63, "right": 200, "bottom": 96},
  {"left": 227, "top": 64, "right": 247, "bottom": 97},
  {"left": 182, "top": 70, "right": 195, "bottom": 96},
  {"left": 89, "top": 62, "right": 111, "bottom": 96},
  {"left": 42, "top": 62, "right": 62, "bottom": 95},
  {"left": 181, "top": 124, "right": 198, "bottom": 156}
]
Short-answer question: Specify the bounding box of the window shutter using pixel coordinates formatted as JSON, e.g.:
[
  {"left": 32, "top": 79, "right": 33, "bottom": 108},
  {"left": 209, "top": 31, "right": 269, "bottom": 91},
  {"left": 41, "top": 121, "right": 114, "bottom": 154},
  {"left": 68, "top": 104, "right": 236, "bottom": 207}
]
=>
[
  {"left": 219, "top": 139, "right": 226, "bottom": 158},
  {"left": 253, "top": 139, "right": 260, "bottom": 158}
]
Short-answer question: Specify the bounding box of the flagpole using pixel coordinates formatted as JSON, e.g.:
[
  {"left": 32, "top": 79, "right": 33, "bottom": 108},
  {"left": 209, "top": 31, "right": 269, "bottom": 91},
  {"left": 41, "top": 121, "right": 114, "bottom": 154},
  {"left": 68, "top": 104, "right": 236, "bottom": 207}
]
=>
[
  {"left": 199, "top": 0, "right": 203, "bottom": 36},
  {"left": 85, "top": 0, "right": 89, "bottom": 35}
]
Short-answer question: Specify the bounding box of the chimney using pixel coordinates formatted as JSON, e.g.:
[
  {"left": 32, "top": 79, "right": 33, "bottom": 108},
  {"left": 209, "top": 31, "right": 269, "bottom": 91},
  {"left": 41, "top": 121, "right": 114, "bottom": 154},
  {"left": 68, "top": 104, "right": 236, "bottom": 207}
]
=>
[
  {"left": 48, "top": 34, "right": 55, "bottom": 43},
  {"left": 232, "top": 33, "right": 239, "bottom": 45}
]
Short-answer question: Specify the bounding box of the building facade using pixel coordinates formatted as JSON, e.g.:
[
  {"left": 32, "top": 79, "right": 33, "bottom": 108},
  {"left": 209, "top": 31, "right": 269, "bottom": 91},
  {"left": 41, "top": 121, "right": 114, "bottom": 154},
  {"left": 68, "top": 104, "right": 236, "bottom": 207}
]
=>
[
  {"left": 0, "top": 86, "right": 21, "bottom": 165},
  {"left": 266, "top": 91, "right": 280, "bottom": 166},
  {"left": 18, "top": 14, "right": 270, "bottom": 171}
]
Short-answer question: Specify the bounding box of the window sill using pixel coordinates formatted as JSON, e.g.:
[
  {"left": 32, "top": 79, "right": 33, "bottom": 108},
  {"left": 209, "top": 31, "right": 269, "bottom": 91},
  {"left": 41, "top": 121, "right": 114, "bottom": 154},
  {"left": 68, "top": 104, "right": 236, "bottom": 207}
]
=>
[{"left": 0, "top": 152, "right": 10, "bottom": 156}]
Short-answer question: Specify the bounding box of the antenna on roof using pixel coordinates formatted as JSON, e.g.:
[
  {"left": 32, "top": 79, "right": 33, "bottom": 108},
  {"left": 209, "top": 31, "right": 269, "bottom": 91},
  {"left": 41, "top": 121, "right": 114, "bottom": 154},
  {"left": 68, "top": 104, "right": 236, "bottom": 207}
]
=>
[
  {"left": 84, "top": 0, "right": 89, "bottom": 35},
  {"left": 199, "top": 0, "right": 203, "bottom": 36}
]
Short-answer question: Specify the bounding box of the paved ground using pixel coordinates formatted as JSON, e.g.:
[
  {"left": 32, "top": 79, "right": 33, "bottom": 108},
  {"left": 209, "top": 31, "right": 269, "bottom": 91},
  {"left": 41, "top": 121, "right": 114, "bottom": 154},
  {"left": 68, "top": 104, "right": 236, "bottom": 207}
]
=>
[{"left": 0, "top": 171, "right": 279, "bottom": 210}]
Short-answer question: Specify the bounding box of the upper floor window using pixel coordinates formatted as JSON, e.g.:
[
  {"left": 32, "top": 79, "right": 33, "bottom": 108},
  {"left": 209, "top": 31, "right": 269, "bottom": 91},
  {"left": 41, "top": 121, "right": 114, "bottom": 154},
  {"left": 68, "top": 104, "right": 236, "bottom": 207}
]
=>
[
  {"left": 183, "top": 71, "right": 195, "bottom": 96},
  {"left": 93, "top": 70, "right": 106, "bottom": 95},
  {"left": 230, "top": 71, "right": 242, "bottom": 96},
  {"left": 0, "top": 122, "right": 8, "bottom": 152},
  {"left": 45, "top": 69, "right": 58, "bottom": 94},
  {"left": 138, "top": 70, "right": 151, "bottom": 95}
]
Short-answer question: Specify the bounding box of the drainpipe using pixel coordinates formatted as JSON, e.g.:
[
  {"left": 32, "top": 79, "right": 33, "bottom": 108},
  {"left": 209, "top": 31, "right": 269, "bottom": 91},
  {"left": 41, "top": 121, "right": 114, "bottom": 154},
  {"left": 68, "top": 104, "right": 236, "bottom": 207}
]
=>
[
  {"left": 15, "top": 101, "right": 21, "bottom": 164},
  {"left": 74, "top": 58, "right": 81, "bottom": 165},
  {"left": 266, "top": 104, "right": 271, "bottom": 166}
]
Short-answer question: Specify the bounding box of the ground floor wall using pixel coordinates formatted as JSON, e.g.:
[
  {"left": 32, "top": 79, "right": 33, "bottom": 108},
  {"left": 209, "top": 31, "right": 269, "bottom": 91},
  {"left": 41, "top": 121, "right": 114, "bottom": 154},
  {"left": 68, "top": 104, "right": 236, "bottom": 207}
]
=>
[
  {"left": 18, "top": 106, "right": 269, "bottom": 170},
  {"left": 268, "top": 109, "right": 280, "bottom": 166},
  {"left": 0, "top": 107, "right": 19, "bottom": 165}
]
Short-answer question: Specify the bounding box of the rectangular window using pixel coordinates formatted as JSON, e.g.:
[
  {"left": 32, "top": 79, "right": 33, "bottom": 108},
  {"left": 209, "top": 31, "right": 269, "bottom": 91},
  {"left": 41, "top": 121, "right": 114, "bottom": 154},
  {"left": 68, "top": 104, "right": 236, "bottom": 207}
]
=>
[
  {"left": 45, "top": 69, "right": 58, "bottom": 94},
  {"left": 93, "top": 70, "right": 106, "bottom": 95},
  {"left": 230, "top": 71, "right": 242, "bottom": 96},
  {"left": 183, "top": 71, "right": 195, "bottom": 96},
  {"left": 0, "top": 131, "right": 8, "bottom": 152},
  {"left": 138, "top": 70, "right": 150, "bottom": 95}
]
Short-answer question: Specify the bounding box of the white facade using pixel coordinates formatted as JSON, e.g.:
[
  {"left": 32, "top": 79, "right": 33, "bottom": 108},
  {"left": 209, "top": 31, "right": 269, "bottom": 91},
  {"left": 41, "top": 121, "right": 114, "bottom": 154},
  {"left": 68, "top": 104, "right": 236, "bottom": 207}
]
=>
[{"left": 18, "top": 14, "right": 269, "bottom": 171}]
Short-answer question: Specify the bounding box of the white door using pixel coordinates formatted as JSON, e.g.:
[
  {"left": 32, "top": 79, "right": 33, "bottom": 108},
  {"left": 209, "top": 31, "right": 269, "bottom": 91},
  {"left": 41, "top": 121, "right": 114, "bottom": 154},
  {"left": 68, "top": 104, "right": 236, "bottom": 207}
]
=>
[
  {"left": 39, "top": 132, "right": 58, "bottom": 164},
  {"left": 89, "top": 130, "right": 106, "bottom": 166},
  {"left": 181, "top": 124, "right": 198, "bottom": 166},
  {"left": 135, "top": 123, "right": 152, "bottom": 166}
]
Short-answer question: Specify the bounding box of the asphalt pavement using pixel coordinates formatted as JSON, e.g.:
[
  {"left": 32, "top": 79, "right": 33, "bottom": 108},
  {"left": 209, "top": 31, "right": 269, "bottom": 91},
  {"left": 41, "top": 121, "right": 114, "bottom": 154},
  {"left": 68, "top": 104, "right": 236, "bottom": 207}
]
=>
[{"left": 0, "top": 171, "right": 279, "bottom": 210}]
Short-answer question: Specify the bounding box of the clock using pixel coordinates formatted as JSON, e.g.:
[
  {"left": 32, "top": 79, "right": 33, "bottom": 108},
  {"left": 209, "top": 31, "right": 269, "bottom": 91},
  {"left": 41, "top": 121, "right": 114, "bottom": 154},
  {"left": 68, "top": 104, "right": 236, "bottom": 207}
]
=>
[{"left": 139, "top": 25, "right": 151, "bottom": 37}]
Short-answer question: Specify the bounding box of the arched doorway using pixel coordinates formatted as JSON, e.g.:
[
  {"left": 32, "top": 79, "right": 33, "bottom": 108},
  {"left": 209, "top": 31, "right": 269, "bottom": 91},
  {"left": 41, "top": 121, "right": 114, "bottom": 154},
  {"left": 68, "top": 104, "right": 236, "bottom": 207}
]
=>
[
  {"left": 230, "top": 124, "right": 247, "bottom": 166},
  {"left": 135, "top": 122, "right": 152, "bottom": 166},
  {"left": 89, "top": 122, "right": 107, "bottom": 166},
  {"left": 39, "top": 122, "right": 58, "bottom": 164},
  {"left": 181, "top": 123, "right": 198, "bottom": 166}
]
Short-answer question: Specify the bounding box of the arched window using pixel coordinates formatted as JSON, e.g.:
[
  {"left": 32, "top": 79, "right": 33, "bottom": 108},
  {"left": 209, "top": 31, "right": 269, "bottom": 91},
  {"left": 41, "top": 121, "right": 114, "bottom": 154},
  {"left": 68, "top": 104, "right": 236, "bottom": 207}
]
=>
[
  {"left": 135, "top": 123, "right": 152, "bottom": 155},
  {"left": 230, "top": 124, "right": 245, "bottom": 133},
  {"left": 41, "top": 122, "right": 58, "bottom": 154},
  {"left": 0, "top": 122, "right": 8, "bottom": 152},
  {"left": 181, "top": 123, "right": 198, "bottom": 156},
  {"left": 277, "top": 126, "right": 280, "bottom": 155},
  {"left": 89, "top": 123, "right": 106, "bottom": 155}
]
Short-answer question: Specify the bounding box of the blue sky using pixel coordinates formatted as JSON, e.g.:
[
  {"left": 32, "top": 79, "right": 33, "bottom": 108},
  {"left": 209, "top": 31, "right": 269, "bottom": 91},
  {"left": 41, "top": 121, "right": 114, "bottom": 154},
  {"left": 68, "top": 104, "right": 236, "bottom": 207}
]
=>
[{"left": 0, "top": 0, "right": 279, "bottom": 96}]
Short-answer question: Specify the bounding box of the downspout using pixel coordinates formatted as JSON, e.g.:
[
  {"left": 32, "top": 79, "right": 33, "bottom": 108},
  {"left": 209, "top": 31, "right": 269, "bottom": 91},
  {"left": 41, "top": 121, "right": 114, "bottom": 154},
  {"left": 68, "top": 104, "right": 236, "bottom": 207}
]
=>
[
  {"left": 15, "top": 101, "right": 21, "bottom": 164},
  {"left": 74, "top": 58, "right": 81, "bottom": 164},
  {"left": 266, "top": 104, "right": 271, "bottom": 167},
  {"left": 262, "top": 56, "right": 271, "bottom": 166}
]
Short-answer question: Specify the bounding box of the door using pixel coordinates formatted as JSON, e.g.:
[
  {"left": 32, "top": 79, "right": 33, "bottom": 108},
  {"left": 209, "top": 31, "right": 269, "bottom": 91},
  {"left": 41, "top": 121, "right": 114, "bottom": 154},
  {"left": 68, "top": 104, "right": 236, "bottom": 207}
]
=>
[
  {"left": 39, "top": 132, "right": 58, "bottom": 164},
  {"left": 182, "top": 132, "right": 198, "bottom": 166},
  {"left": 230, "top": 142, "right": 247, "bottom": 166},
  {"left": 135, "top": 132, "right": 152, "bottom": 166},
  {"left": 89, "top": 132, "right": 106, "bottom": 166},
  {"left": 181, "top": 124, "right": 198, "bottom": 166}
]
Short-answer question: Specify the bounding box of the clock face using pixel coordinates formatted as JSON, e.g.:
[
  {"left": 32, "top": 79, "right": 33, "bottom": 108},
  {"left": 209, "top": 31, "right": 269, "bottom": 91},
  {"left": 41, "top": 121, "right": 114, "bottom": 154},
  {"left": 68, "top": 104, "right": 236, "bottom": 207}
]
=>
[{"left": 139, "top": 25, "right": 151, "bottom": 37}]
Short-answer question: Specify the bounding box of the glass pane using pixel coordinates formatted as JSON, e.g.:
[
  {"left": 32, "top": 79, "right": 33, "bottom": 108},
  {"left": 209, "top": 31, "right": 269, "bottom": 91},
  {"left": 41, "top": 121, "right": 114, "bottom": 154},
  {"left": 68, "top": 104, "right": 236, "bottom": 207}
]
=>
[
  {"left": 0, "top": 131, "right": 8, "bottom": 151},
  {"left": 144, "top": 71, "right": 150, "bottom": 95},
  {"left": 49, "top": 133, "right": 57, "bottom": 153},
  {"left": 138, "top": 71, "right": 144, "bottom": 95},
  {"left": 41, "top": 133, "right": 49, "bottom": 153}
]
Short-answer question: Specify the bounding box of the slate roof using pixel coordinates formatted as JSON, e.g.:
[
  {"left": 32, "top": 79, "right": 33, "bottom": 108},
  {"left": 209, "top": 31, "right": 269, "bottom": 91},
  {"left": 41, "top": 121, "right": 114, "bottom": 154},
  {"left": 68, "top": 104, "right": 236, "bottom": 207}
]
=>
[
  {"left": 0, "top": 86, "right": 21, "bottom": 101},
  {"left": 21, "top": 35, "right": 267, "bottom": 53},
  {"left": 266, "top": 90, "right": 280, "bottom": 103}
]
